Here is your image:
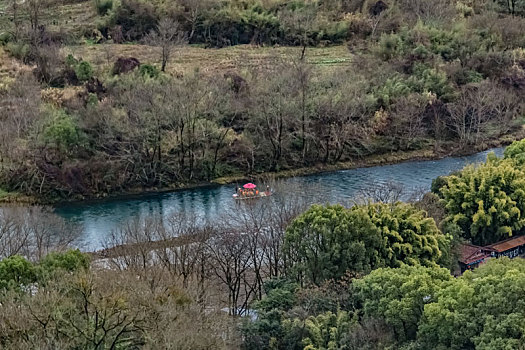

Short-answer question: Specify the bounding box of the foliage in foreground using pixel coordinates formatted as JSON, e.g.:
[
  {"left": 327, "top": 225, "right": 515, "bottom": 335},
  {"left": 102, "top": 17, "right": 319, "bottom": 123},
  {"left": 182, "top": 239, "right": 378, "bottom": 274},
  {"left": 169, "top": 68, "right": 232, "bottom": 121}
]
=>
[
  {"left": 418, "top": 258, "right": 525, "bottom": 349},
  {"left": 0, "top": 250, "right": 236, "bottom": 350},
  {"left": 246, "top": 258, "right": 525, "bottom": 350}
]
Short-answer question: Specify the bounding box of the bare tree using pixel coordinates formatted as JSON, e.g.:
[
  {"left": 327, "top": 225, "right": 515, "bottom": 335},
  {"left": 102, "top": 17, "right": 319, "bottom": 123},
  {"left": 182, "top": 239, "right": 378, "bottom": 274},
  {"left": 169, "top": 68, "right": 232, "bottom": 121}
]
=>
[
  {"left": 396, "top": 0, "right": 456, "bottom": 24},
  {"left": 7, "top": 0, "right": 21, "bottom": 39},
  {"left": 0, "top": 267, "right": 240, "bottom": 349},
  {"left": 146, "top": 18, "right": 187, "bottom": 72},
  {"left": 178, "top": 0, "right": 213, "bottom": 41},
  {"left": 389, "top": 94, "right": 428, "bottom": 150},
  {"left": 26, "top": 0, "right": 49, "bottom": 32},
  {"left": 33, "top": 42, "right": 64, "bottom": 84},
  {"left": 314, "top": 79, "right": 372, "bottom": 163},
  {"left": 446, "top": 81, "right": 521, "bottom": 146},
  {"left": 279, "top": 4, "right": 318, "bottom": 60},
  {"left": 290, "top": 60, "right": 313, "bottom": 163},
  {"left": 102, "top": 216, "right": 171, "bottom": 293},
  {"left": 249, "top": 64, "right": 297, "bottom": 171},
  {"left": 0, "top": 72, "right": 40, "bottom": 164},
  {"left": 157, "top": 213, "right": 210, "bottom": 288},
  {"left": 354, "top": 181, "right": 405, "bottom": 205},
  {"left": 0, "top": 206, "right": 79, "bottom": 261},
  {"left": 205, "top": 230, "right": 254, "bottom": 316}
]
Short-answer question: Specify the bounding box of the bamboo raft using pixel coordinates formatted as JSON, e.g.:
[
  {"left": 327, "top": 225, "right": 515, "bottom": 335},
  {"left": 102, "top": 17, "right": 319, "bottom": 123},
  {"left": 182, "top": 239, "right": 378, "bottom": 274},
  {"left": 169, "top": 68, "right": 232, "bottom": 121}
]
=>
[{"left": 233, "top": 191, "right": 272, "bottom": 200}]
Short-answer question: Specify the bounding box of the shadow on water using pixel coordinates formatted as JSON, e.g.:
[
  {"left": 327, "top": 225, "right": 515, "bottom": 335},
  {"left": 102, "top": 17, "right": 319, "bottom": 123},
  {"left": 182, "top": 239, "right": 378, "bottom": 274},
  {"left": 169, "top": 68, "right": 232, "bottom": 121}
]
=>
[{"left": 55, "top": 148, "right": 505, "bottom": 250}]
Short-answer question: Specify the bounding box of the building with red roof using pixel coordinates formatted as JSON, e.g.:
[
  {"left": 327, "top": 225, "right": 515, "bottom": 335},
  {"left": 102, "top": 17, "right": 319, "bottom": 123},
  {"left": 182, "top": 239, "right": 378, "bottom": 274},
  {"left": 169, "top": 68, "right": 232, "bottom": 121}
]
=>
[
  {"left": 458, "top": 243, "right": 493, "bottom": 274},
  {"left": 486, "top": 235, "right": 525, "bottom": 258},
  {"left": 458, "top": 235, "right": 525, "bottom": 275}
]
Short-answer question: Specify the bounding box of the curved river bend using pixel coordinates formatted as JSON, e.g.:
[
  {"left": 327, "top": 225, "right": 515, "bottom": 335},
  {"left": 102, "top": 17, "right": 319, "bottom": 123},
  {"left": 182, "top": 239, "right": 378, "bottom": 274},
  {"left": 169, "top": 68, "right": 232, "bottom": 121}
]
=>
[{"left": 55, "top": 148, "right": 504, "bottom": 250}]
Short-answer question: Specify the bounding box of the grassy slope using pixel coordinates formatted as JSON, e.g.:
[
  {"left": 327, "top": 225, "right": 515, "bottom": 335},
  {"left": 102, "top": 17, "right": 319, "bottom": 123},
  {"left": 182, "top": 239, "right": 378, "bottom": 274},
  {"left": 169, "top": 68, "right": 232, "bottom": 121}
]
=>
[
  {"left": 0, "top": 0, "right": 97, "bottom": 34},
  {"left": 1, "top": 0, "right": 351, "bottom": 75},
  {"left": 70, "top": 43, "right": 353, "bottom": 75}
]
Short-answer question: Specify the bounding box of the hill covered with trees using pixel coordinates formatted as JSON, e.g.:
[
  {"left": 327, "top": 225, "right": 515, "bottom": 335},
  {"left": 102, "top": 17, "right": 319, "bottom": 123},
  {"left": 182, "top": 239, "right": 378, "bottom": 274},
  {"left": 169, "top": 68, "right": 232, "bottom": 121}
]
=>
[{"left": 1, "top": 0, "right": 525, "bottom": 202}]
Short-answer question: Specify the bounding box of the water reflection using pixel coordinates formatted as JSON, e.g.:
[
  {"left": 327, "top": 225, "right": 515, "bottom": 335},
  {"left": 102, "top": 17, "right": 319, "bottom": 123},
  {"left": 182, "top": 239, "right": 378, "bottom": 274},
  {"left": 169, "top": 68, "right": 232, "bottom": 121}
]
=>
[{"left": 55, "top": 148, "right": 504, "bottom": 250}]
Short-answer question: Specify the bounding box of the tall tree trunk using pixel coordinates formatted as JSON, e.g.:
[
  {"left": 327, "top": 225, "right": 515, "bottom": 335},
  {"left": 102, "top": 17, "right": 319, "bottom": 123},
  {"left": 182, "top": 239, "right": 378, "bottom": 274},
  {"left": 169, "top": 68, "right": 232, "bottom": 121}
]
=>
[
  {"left": 300, "top": 44, "right": 306, "bottom": 61},
  {"left": 301, "top": 83, "right": 306, "bottom": 163}
]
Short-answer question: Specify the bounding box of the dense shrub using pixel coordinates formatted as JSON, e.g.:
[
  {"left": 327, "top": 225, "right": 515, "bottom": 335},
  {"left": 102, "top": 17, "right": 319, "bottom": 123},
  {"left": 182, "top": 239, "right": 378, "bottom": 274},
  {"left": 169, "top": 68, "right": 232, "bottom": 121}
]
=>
[
  {"left": 5, "top": 42, "right": 30, "bottom": 62},
  {"left": 0, "top": 32, "right": 13, "bottom": 45},
  {"left": 39, "top": 249, "right": 90, "bottom": 274},
  {"left": 0, "top": 255, "right": 37, "bottom": 291},
  {"left": 93, "top": 0, "right": 113, "bottom": 16},
  {"left": 113, "top": 0, "right": 158, "bottom": 41},
  {"left": 139, "top": 63, "right": 160, "bottom": 78},
  {"left": 408, "top": 64, "right": 455, "bottom": 101},
  {"left": 42, "top": 108, "right": 86, "bottom": 152},
  {"left": 74, "top": 61, "right": 94, "bottom": 82}
]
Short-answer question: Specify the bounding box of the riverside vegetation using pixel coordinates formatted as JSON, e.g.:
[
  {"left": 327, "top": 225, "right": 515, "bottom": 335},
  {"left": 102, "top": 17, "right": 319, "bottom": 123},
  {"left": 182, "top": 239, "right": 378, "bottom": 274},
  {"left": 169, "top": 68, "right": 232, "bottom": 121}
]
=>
[
  {"left": 3, "top": 139, "right": 525, "bottom": 348},
  {"left": 1, "top": 0, "right": 525, "bottom": 201},
  {"left": 3, "top": 0, "right": 525, "bottom": 348}
]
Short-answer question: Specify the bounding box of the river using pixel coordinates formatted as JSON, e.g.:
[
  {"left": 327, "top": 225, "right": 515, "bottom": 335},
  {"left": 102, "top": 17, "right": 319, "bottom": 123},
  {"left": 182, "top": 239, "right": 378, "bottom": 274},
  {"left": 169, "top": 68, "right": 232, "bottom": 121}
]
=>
[{"left": 55, "top": 148, "right": 505, "bottom": 250}]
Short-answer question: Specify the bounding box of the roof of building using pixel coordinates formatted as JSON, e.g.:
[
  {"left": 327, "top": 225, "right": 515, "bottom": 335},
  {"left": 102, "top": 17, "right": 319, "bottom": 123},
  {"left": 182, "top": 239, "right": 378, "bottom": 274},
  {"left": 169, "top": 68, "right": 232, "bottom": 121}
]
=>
[
  {"left": 459, "top": 244, "right": 492, "bottom": 265},
  {"left": 486, "top": 235, "right": 525, "bottom": 253}
]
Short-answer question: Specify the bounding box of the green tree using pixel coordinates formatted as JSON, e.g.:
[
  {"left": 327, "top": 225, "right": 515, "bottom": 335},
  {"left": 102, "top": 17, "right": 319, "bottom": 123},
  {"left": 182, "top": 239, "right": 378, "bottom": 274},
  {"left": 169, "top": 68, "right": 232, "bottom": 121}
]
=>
[
  {"left": 299, "top": 310, "right": 354, "bottom": 350},
  {"left": 504, "top": 138, "right": 525, "bottom": 165},
  {"left": 256, "top": 279, "right": 298, "bottom": 313},
  {"left": 284, "top": 203, "right": 448, "bottom": 285},
  {"left": 283, "top": 204, "right": 383, "bottom": 285},
  {"left": 418, "top": 258, "right": 525, "bottom": 350},
  {"left": 350, "top": 202, "right": 449, "bottom": 268},
  {"left": 42, "top": 108, "right": 85, "bottom": 152},
  {"left": 39, "top": 249, "right": 90, "bottom": 277},
  {"left": 353, "top": 265, "right": 452, "bottom": 344},
  {"left": 0, "top": 255, "right": 37, "bottom": 291},
  {"left": 242, "top": 279, "right": 300, "bottom": 350},
  {"left": 74, "top": 61, "right": 94, "bottom": 82},
  {"left": 439, "top": 154, "right": 525, "bottom": 246}
]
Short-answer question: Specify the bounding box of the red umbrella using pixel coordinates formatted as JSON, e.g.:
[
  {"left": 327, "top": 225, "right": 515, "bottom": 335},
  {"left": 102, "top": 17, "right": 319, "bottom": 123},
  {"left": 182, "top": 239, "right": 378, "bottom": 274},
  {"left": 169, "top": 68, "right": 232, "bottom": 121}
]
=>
[{"left": 243, "top": 183, "right": 256, "bottom": 189}]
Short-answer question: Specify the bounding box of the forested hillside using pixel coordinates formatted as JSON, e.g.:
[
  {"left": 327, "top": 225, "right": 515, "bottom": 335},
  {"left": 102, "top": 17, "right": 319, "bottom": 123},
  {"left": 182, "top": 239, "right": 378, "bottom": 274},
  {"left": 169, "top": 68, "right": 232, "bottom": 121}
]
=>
[{"left": 1, "top": 0, "right": 524, "bottom": 201}]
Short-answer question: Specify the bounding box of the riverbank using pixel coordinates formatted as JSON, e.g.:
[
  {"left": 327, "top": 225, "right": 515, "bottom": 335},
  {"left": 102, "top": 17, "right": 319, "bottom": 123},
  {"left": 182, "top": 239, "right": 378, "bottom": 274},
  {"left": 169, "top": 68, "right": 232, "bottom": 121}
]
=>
[
  {"left": 213, "top": 132, "right": 523, "bottom": 184},
  {"left": 2, "top": 130, "right": 523, "bottom": 206}
]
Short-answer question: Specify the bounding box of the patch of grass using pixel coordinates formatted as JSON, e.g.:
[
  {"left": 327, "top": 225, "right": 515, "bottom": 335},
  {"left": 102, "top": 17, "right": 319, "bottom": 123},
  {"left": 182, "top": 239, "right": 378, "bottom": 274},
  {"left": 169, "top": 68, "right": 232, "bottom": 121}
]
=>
[
  {"left": 314, "top": 58, "right": 349, "bottom": 65},
  {"left": 84, "top": 38, "right": 98, "bottom": 46},
  {"left": 68, "top": 43, "right": 352, "bottom": 76},
  {"left": 0, "top": 1, "right": 96, "bottom": 40}
]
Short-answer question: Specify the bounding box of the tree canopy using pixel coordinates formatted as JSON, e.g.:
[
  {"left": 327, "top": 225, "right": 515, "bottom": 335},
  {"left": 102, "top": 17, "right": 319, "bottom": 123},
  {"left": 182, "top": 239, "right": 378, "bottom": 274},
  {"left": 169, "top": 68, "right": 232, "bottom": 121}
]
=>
[
  {"left": 350, "top": 202, "right": 448, "bottom": 268},
  {"left": 284, "top": 202, "right": 448, "bottom": 285},
  {"left": 0, "top": 255, "right": 36, "bottom": 291},
  {"left": 284, "top": 204, "right": 383, "bottom": 285},
  {"left": 353, "top": 264, "right": 452, "bottom": 343},
  {"left": 504, "top": 138, "right": 525, "bottom": 165},
  {"left": 439, "top": 154, "right": 525, "bottom": 246},
  {"left": 418, "top": 258, "right": 525, "bottom": 350}
]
